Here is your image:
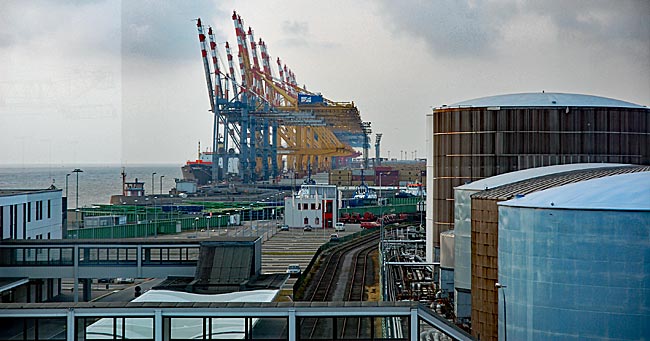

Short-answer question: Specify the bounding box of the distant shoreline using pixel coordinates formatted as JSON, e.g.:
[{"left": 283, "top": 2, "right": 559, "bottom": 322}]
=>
[{"left": 0, "top": 163, "right": 181, "bottom": 168}]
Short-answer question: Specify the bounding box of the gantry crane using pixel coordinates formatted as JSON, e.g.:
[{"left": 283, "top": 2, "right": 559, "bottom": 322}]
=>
[{"left": 195, "top": 12, "right": 367, "bottom": 183}]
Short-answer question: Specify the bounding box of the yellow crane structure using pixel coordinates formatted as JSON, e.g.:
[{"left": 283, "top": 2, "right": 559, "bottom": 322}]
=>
[{"left": 195, "top": 12, "right": 367, "bottom": 183}]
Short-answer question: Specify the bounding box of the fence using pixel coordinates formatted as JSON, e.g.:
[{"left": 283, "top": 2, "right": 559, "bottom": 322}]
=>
[
  {"left": 339, "top": 197, "right": 422, "bottom": 217},
  {"left": 66, "top": 215, "right": 231, "bottom": 239}
]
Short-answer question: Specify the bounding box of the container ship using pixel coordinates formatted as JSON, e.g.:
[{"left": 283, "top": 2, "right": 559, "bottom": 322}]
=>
[
  {"left": 181, "top": 143, "right": 241, "bottom": 186},
  {"left": 182, "top": 143, "right": 213, "bottom": 186}
]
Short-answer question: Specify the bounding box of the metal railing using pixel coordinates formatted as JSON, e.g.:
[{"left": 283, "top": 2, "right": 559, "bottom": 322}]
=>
[{"left": 0, "top": 302, "right": 473, "bottom": 341}]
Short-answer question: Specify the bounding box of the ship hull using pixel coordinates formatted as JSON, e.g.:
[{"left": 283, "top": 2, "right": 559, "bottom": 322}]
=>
[{"left": 181, "top": 163, "right": 212, "bottom": 186}]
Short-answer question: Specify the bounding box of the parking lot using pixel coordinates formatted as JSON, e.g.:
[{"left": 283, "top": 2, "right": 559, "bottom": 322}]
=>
[{"left": 260, "top": 224, "right": 362, "bottom": 291}]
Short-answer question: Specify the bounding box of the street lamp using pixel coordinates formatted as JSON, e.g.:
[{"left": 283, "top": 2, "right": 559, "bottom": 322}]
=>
[
  {"left": 65, "top": 173, "right": 71, "bottom": 200},
  {"left": 378, "top": 172, "right": 387, "bottom": 244},
  {"left": 250, "top": 204, "right": 254, "bottom": 236},
  {"left": 495, "top": 282, "right": 508, "bottom": 341},
  {"left": 217, "top": 215, "right": 222, "bottom": 235},
  {"left": 151, "top": 172, "right": 157, "bottom": 195},
  {"left": 159, "top": 175, "right": 165, "bottom": 195},
  {"left": 153, "top": 196, "right": 158, "bottom": 238},
  {"left": 72, "top": 168, "right": 83, "bottom": 228},
  {"left": 75, "top": 209, "right": 80, "bottom": 229},
  {"left": 206, "top": 215, "right": 211, "bottom": 237},
  {"left": 194, "top": 217, "right": 200, "bottom": 238},
  {"left": 226, "top": 213, "right": 231, "bottom": 235}
]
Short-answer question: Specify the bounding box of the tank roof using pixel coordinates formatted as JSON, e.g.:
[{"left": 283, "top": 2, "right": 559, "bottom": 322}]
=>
[
  {"left": 446, "top": 92, "right": 646, "bottom": 109},
  {"left": 456, "top": 163, "right": 630, "bottom": 191},
  {"left": 499, "top": 171, "right": 650, "bottom": 211}
]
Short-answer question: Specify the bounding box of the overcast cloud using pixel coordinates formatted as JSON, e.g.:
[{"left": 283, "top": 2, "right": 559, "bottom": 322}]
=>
[{"left": 0, "top": 0, "right": 648, "bottom": 166}]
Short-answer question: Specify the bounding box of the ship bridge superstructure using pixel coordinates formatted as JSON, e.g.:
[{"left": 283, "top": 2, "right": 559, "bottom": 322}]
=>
[{"left": 195, "top": 12, "right": 368, "bottom": 183}]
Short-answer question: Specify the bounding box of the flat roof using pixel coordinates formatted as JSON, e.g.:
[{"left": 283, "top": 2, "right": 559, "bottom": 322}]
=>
[
  {"left": 499, "top": 171, "right": 650, "bottom": 211},
  {"left": 133, "top": 289, "right": 278, "bottom": 303},
  {"left": 456, "top": 163, "right": 631, "bottom": 191},
  {"left": 443, "top": 92, "right": 646, "bottom": 109},
  {"left": 0, "top": 237, "right": 259, "bottom": 246},
  {"left": 0, "top": 188, "right": 61, "bottom": 197}
]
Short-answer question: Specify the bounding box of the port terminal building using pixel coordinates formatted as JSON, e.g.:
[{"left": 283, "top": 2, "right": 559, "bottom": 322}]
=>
[
  {"left": 0, "top": 187, "right": 64, "bottom": 303},
  {"left": 283, "top": 184, "right": 338, "bottom": 228}
]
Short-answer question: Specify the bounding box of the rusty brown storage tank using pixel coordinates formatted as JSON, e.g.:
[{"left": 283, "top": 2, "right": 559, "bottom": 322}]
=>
[{"left": 426, "top": 92, "right": 650, "bottom": 247}]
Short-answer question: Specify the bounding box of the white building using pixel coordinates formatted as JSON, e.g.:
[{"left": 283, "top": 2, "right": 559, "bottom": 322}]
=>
[
  {"left": 284, "top": 185, "right": 338, "bottom": 228},
  {"left": 0, "top": 188, "right": 63, "bottom": 240},
  {"left": 0, "top": 187, "right": 63, "bottom": 303}
]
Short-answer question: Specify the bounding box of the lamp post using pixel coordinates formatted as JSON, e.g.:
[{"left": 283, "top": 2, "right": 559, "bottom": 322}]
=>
[
  {"left": 151, "top": 172, "right": 157, "bottom": 195},
  {"left": 159, "top": 175, "right": 165, "bottom": 195},
  {"left": 495, "top": 282, "right": 508, "bottom": 341},
  {"left": 250, "top": 204, "right": 254, "bottom": 236},
  {"left": 65, "top": 173, "right": 71, "bottom": 200},
  {"left": 153, "top": 196, "right": 158, "bottom": 238},
  {"left": 206, "top": 216, "right": 211, "bottom": 238},
  {"left": 194, "top": 217, "right": 199, "bottom": 238},
  {"left": 72, "top": 169, "right": 83, "bottom": 228},
  {"left": 378, "top": 172, "right": 386, "bottom": 244},
  {"left": 226, "top": 213, "right": 231, "bottom": 235},
  {"left": 217, "top": 215, "right": 222, "bottom": 236},
  {"left": 236, "top": 209, "right": 242, "bottom": 236}
]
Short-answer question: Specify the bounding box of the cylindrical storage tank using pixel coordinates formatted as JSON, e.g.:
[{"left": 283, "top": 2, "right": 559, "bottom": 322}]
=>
[
  {"left": 439, "top": 230, "right": 455, "bottom": 296},
  {"left": 466, "top": 165, "right": 649, "bottom": 340},
  {"left": 498, "top": 172, "right": 650, "bottom": 340},
  {"left": 429, "top": 92, "right": 650, "bottom": 246},
  {"left": 452, "top": 163, "right": 628, "bottom": 326},
  {"left": 439, "top": 229, "right": 455, "bottom": 268}
]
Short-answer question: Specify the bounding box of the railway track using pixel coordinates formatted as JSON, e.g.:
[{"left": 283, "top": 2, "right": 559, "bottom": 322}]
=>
[
  {"left": 339, "top": 241, "right": 377, "bottom": 339},
  {"left": 298, "top": 230, "right": 380, "bottom": 339}
]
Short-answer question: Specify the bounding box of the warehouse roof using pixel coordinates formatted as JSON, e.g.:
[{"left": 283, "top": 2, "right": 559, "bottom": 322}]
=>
[
  {"left": 499, "top": 171, "right": 650, "bottom": 211},
  {"left": 446, "top": 92, "right": 646, "bottom": 109},
  {"left": 456, "top": 163, "right": 630, "bottom": 192}
]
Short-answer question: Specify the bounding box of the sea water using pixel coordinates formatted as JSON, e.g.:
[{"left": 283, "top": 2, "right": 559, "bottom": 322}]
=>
[{"left": 0, "top": 165, "right": 182, "bottom": 207}]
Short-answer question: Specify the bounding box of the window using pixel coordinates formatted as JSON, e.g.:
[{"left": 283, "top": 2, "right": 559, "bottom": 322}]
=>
[
  {"left": 47, "top": 200, "right": 51, "bottom": 219},
  {"left": 38, "top": 200, "right": 43, "bottom": 220},
  {"left": 304, "top": 217, "right": 309, "bottom": 225},
  {"left": 297, "top": 203, "right": 301, "bottom": 210},
  {"left": 27, "top": 202, "right": 31, "bottom": 222},
  {"left": 22, "top": 204, "right": 26, "bottom": 239},
  {"left": 10, "top": 205, "right": 17, "bottom": 239},
  {"left": 302, "top": 203, "right": 308, "bottom": 210},
  {"left": 315, "top": 217, "right": 320, "bottom": 225},
  {"left": 311, "top": 203, "right": 316, "bottom": 210}
]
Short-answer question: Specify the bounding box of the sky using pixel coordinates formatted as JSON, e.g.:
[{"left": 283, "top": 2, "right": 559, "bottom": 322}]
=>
[{"left": 0, "top": 0, "right": 648, "bottom": 166}]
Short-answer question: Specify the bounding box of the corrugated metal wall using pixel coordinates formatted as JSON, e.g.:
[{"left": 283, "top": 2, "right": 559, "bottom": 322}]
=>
[
  {"left": 430, "top": 106, "right": 650, "bottom": 244},
  {"left": 470, "top": 197, "right": 500, "bottom": 340}
]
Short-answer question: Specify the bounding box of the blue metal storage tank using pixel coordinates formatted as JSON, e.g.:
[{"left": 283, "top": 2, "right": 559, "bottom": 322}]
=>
[
  {"left": 452, "top": 163, "right": 630, "bottom": 327},
  {"left": 497, "top": 172, "right": 650, "bottom": 340}
]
